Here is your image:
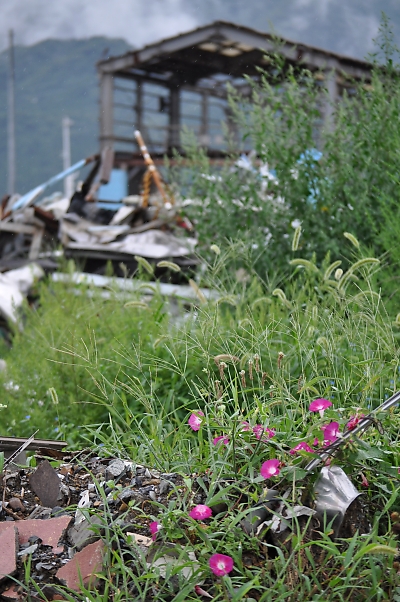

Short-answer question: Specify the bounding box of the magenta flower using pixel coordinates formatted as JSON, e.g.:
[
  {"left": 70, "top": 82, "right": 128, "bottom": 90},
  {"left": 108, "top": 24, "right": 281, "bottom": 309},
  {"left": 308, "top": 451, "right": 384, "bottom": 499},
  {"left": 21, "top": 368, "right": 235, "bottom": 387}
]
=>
[
  {"left": 194, "top": 585, "right": 213, "bottom": 598},
  {"left": 309, "top": 398, "right": 332, "bottom": 417},
  {"left": 149, "top": 521, "right": 162, "bottom": 540},
  {"left": 312, "top": 437, "right": 319, "bottom": 447},
  {"left": 260, "top": 459, "right": 281, "bottom": 479},
  {"left": 322, "top": 421, "right": 340, "bottom": 444},
  {"left": 346, "top": 414, "right": 365, "bottom": 431},
  {"left": 360, "top": 473, "right": 369, "bottom": 488},
  {"left": 209, "top": 553, "right": 234, "bottom": 576},
  {"left": 241, "top": 421, "right": 252, "bottom": 432},
  {"left": 213, "top": 435, "right": 229, "bottom": 446},
  {"left": 289, "top": 441, "right": 313, "bottom": 455},
  {"left": 189, "top": 504, "right": 212, "bottom": 520},
  {"left": 188, "top": 410, "right": 204, "bottom": 431},
  {"left": 253, "top": 425, "right": 275, "bottom": 441}
]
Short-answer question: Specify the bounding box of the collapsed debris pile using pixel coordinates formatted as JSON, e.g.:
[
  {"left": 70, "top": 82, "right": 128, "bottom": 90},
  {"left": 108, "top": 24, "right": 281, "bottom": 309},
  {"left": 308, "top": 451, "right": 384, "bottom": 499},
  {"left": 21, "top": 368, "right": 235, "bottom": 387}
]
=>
[
  {"left": 0, "top": 134, "right": 197, "bottom": 277},
  {"left": 0, "top": 133, "right": 200, "bottom": 342}
]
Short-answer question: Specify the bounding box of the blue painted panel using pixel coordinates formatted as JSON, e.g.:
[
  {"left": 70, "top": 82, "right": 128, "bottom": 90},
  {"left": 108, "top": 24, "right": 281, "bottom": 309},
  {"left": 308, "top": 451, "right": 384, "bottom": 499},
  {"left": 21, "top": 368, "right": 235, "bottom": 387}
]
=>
[{"left": 98, "top": 169, "right": 128, "bottom": 202}]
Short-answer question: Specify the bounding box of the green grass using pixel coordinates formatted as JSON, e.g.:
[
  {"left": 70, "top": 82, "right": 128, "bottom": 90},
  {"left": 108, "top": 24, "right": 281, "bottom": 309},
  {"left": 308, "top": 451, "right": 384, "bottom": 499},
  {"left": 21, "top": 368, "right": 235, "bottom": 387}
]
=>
[
  {"left": 2, "top": 237, "right": 400, "bottom": 599},
  {"left": 4, "top": 19, "right": 400, "bottom": 596}
]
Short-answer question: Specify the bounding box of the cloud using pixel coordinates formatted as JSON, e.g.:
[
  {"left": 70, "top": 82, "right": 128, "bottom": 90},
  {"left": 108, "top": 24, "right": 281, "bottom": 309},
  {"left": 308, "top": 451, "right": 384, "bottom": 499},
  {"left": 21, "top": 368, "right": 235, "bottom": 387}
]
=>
[
  {"left": 0, "top": 0, "right": 198, "bottom": 51},
  {"left": 282, "top": 0, "right": 381, "bottom": 58}
]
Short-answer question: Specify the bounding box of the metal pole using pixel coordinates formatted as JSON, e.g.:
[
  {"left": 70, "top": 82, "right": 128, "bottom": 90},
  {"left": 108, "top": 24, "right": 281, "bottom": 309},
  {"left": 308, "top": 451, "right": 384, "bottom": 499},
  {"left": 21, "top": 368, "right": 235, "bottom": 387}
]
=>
[
  {"left": 7, "top": 29, "right": 16, "bottom": 195},
  {"left": 62, "top": 116, "right": 74, "bottom": 198}
]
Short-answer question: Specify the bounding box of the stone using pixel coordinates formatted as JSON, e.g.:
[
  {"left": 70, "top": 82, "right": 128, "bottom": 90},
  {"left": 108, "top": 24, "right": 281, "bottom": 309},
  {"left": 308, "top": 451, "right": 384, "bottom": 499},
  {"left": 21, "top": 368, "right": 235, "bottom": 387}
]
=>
[
  {"left": 126, "top": 532, "right": 153, "bottom": 556},
  {"left": 147, "top": 544, "right": 199, "bottom": 580},
  {"left": 51, "top": 506, "right": 67, "bottom": 517},
  {"left": 0, "top": 525, "right": 17, "bottom": 583},
  {"left": 41, "top": 585, "right": 68, "bottom": 601},
  {"left": 117, "top": 488, "right": 133, "bottom": 502},
  {"left": 56, "top": 539, "right": 105, "bottom": 591},
  {"left": 29, "top": 460, "right": 61, "bottom": 508},
  {"left": 17, "top": 543, "right": 38, "bottom": 556},
  {"left": 68, "top": 516, "right": 103, "bottom": 551},
  {"left": 158, "top": 480, "right": 170, "bottom": 495},
  {"left": 28, "top": 506, "right": 52, "bottom": 520},
  {"left": 106, "top": 459, "right": 125, "bottom": 480},
  {"left": 8, "top": 497, "right": 26, "bottom": 513}
]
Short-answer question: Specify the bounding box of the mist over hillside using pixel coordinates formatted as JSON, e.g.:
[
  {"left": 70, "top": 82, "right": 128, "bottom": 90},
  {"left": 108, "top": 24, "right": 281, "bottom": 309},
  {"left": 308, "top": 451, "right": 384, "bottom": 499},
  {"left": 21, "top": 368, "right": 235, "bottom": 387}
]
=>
[
  {"left": 0, "top": 38, "right": 130, "bottom": 196},
  {"left": 1, "top": 1, "right": 400, "bottom": 196}
]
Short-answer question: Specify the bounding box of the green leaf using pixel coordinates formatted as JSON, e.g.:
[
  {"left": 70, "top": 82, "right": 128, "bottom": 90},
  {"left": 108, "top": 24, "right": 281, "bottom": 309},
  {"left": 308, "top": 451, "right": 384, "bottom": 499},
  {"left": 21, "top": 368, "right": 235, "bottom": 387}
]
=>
[
  {"left": 284, "top": 466, "right": 308, "bottom": 481},
  {"left": 344, "top": 534, "right": 360, "bottom": 567},
  {"left": 206, "top": 485, "right": 234, "bottom": 507},
  {"left": 353, "top": 544, "right": 398, "bottom": 562}
]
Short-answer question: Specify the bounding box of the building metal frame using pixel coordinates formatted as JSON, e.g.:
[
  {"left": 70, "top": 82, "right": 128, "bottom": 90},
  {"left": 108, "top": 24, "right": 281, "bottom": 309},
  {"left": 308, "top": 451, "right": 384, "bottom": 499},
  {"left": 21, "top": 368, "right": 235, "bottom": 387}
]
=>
[{"left": 97, "top": 20, "right": 373, "bottom": 177}]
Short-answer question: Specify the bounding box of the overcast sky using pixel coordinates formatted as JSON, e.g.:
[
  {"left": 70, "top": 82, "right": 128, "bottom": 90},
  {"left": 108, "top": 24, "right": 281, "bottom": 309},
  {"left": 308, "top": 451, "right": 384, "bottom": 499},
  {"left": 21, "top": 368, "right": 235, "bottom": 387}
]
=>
[
  {"left": 0, "top": 0, "right": 398, "bottom": 59},
  {"left": 0, "top": 0, "right": 199, "bottom": 52}
]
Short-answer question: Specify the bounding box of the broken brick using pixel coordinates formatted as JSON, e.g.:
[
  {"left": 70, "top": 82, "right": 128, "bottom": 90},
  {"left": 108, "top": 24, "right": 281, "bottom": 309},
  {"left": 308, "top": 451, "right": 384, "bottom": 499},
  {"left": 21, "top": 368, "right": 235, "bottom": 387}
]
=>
[
  {"left": 0, "top": 584, "right": 21, "bottom": 600},
  {"left": 56, "top": 539, "right": 105, "bottom": 592},
  {"left": 0, "top": 515, "right": 71, "bottom": 555},
  {"left": 0, "top": 525, "right": 18, "bottom": 583}
]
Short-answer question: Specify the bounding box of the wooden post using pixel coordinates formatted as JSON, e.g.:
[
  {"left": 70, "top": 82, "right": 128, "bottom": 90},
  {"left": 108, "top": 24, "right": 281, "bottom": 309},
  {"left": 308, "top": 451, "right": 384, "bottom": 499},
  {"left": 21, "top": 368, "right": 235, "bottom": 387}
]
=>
[
  {"left": 135, "top": 79, "right": 143, "bottom": 132},
  {"left": 168, "top": 85, "right": 180, "bottom": 150},
  {"left": 99, "top": 71, "right": 114, "bottom": 149},
  {"left": 323, "top": 67, "right": 338, "bottom": 132},
  {"left": 200, "top": 92, "right": 209, "bottom": 146}
]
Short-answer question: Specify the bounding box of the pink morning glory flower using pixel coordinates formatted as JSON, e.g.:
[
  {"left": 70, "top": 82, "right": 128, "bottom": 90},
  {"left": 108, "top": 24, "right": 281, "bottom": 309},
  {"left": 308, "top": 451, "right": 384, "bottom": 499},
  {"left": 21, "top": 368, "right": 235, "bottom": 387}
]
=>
[
  {"left": 260, "top": 459, "right": 281, "bottom": 479},
  {"left": 289, "top": 441, "right": 313, "bottom": 455},
  {"left": 188, "top": 410, "right": 204, "bottom": 431},
  {"left": 189, "top": 505, "right": 212, "bottom": 520},
  {"left": 209, "top": 553, "right": 234, "bottom": 576},
  {"left": 322, "top": 421, "right": 340, "bottom": 444},
  {"left": 149, "top": 521, "right": 162, "bottom": 540},
  {"left": 253, "top": 425, "right": 275, "bottom": 441},
  {"left": 194, "top": 585, "right": 213, "bottom": 598},
  {"left": 346, "top": 414, "right": 365, "bottom": 431},
  {"left": 241, "top": 421, "right": 252, "bottom": 432},
  {"left": 213, "top": 435, "right": 229, "bottom": 446},
  {"left": 309, "top": 398, "right": 332, "bottom": 417}
]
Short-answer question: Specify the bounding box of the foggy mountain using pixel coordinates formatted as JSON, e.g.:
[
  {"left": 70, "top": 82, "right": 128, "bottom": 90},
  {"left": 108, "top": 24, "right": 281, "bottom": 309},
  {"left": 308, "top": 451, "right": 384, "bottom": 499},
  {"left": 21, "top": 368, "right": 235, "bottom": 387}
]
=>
[{"left": 1, "top": 0, "right": 400, "bottom": 195}]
